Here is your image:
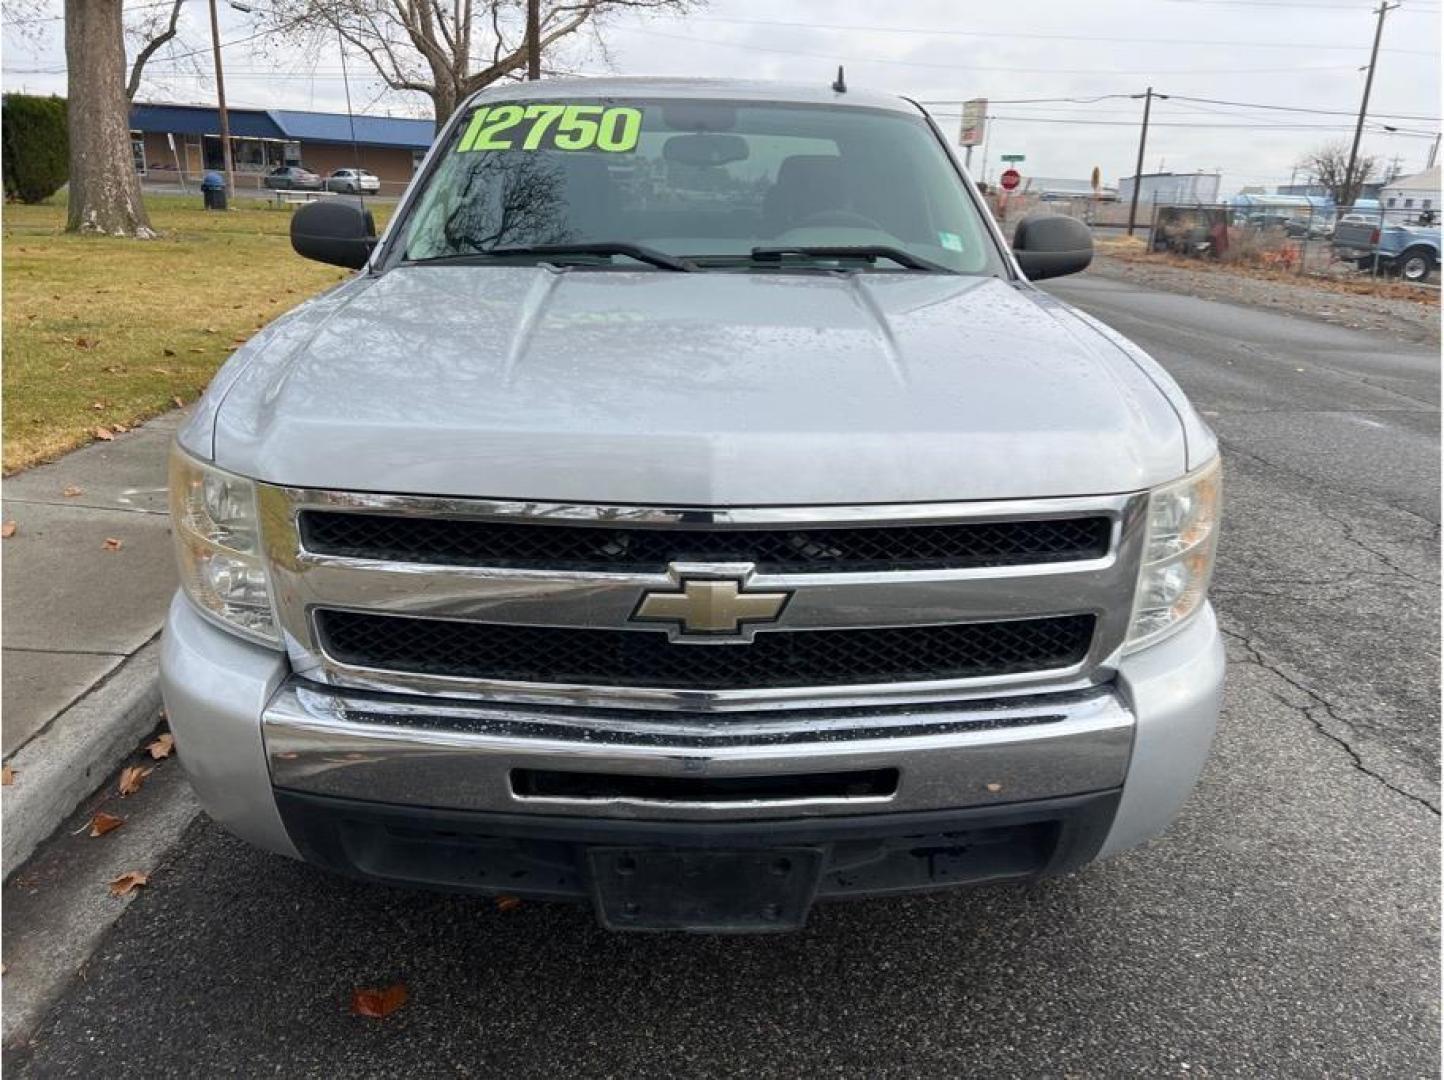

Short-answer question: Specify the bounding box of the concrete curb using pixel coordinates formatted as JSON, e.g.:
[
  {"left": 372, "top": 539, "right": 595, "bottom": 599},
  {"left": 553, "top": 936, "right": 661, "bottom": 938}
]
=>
[{"left": 2, "top": 640, "right": 164, "bottom": 881}]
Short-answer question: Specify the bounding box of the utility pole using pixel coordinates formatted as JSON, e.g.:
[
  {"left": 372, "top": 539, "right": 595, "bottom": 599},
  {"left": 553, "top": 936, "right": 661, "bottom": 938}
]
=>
[
  {"left": 1344, "top": 1, "right": 1397, "bottom": 209},
  {"left": 526, "top": 0, "right": 540, "bottom": 80},
  {"left": 206, "top": 0, "right": 235, "bottom": 194},
  {"left": 1127, "top": 87, "right": 1166, "bottom": 237},
  {"left": 1427, "top": 131, "right": 1440, "bottom": 170}
]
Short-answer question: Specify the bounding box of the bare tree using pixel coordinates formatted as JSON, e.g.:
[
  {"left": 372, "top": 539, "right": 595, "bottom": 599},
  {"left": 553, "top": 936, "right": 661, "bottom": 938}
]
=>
[
  {"left": 1297, "top": 140, "right": 1378, "bottom": 209},
  {"left": 2, "top": 0, "right": 192, "bottom": 100},
  {"left": 125, "top": 0, "right": 188, "bottom": 100},
  {"left": 255, "top": 0, "right": 694, "bottom": 127},
  {"left": 65, "top": 0, "right": 155, "bottom": 236}
]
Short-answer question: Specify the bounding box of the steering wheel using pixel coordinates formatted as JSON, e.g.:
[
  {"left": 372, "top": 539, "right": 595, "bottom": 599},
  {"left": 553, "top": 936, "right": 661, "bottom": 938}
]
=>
[{"left": 791, "top": 209, "right": 886, "bottom": 231}]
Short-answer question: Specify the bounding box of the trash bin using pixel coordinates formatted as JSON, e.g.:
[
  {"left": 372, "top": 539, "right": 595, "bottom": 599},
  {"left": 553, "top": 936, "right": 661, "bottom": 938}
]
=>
[{"left": 201, "top": 171, "right": 227, "bottom": 211}]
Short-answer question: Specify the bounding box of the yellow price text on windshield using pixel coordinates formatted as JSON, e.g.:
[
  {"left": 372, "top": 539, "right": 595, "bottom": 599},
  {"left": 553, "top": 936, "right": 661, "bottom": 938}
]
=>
[{"left": 457, "top": 105, "right": 642, "bottom": 153}]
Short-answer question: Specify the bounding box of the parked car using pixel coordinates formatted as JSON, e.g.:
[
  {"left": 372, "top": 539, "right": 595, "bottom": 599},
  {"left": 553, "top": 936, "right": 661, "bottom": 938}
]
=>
[
  {"left": 163, "top": 77, "right": 1224, "bottom": 934},
  {"left": 325, "top": 168, "right": 381, "bottom": 194},
  {"left": 1284, "top": 216, "right": 1331, "bottom": 240},
  {"left": 1333, "top": 217, "right": 1440, "bottom": 281},
  {"left": 264, "top": 165, "right": 322, "bottom": 191}
]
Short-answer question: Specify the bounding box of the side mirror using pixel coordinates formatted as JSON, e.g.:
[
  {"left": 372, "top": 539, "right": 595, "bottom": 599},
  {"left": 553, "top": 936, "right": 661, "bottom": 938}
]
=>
[
  {"left": 291, "top": 198, "right": 376, "bottom": 269},
  {"left": 1012, "top": 214, "right": 1093, "bottom": 280}
]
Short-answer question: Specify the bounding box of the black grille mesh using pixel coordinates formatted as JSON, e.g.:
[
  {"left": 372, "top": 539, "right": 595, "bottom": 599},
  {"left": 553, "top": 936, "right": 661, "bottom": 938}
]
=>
[
  {"left": 299, "top": 512, "right": 1111, "bottom": 573},
  {"left": 317, "top": 610, "right": 1096, "bottom": 690}
]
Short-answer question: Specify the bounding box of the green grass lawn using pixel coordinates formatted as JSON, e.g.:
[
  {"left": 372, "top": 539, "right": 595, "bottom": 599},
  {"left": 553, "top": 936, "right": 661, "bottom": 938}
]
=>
[{"left": 3, "top": 195, "right": 391, "bottom": 473}]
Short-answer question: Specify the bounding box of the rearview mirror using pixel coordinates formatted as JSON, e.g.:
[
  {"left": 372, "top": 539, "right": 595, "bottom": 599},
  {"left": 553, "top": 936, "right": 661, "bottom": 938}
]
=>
[
  {"left": 1012, "top": 214, "right": 1093, "bottom": 281},
  {"left": 663, "top": 133, "right": 749, "bottom": 168},
  {"left": 291, "top": 198, "right": 376, "bottom": 269}
]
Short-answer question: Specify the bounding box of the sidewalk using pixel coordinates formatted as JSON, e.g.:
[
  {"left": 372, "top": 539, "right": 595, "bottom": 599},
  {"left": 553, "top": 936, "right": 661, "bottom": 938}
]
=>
[{"left": 2, "top": 412, "right": 182, "bottom": 877}]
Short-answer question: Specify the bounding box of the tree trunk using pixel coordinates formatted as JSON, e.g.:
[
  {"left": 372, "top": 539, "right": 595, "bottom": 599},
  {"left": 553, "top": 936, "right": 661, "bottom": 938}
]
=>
[
  {"left": 431, "top": 80, "right": 459, "bottom": 132},
  {"left": 65, "top": 0, "right": 155, "bottom": 237}
]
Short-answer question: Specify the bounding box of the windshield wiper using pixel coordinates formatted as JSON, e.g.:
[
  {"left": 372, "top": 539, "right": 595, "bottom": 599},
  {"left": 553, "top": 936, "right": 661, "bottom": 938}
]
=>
[
  {"left": 747, "top": 245, "right": 954, "bottom": 273},
  {"left": 408, "top": 242, "right": 695, "bottom": 272}
]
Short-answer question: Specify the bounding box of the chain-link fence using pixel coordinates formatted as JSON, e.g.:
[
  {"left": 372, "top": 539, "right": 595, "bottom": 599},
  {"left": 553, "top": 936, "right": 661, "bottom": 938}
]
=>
[{"left": 984, "top": 190, "right": 1439, "bottom": 288}]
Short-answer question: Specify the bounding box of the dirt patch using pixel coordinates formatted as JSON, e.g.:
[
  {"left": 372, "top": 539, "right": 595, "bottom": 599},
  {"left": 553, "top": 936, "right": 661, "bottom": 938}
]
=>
[{"left": 1087, "top": 248, "right": 1440, "bottom": 346}]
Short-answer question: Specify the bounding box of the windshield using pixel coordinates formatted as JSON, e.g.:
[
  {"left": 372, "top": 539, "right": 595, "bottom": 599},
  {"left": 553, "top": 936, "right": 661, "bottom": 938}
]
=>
[{"left": 395, "top": 97, "right": 1003, "bottom": 274}]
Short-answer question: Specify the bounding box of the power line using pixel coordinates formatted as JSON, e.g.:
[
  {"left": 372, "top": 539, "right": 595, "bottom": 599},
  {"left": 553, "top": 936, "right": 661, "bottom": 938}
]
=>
[
  {"left": 1167, "top": 93, "right": 1439, "bottom": 121},
  {"left": 669, "top": 13, "right": 1437, "bottom": 54},
  {"left": 925, "top": 92, "right": 1439, "bottom": 123},
  {"left": 623, "top": 26, "right": 1362, "bottom": 76},
  {"left": 1160, "top": 0, "right": 1437, "bottom": 9}
]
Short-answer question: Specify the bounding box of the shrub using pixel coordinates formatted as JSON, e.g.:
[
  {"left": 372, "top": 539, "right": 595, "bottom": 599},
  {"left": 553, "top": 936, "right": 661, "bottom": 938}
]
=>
[{"left": 2, "top": 94, "right": 69, "bottom": 204}]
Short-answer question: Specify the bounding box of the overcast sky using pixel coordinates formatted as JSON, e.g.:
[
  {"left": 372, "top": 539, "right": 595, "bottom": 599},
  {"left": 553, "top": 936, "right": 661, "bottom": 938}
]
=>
[{"left": 4, "top": 0, "right": 1440, "bottom": 191}]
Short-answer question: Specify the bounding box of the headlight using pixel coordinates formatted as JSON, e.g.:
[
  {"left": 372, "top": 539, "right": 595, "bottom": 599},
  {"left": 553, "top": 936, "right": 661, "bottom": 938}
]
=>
[
  {"left": 169, "top": 447, "right": 281, "bottom": 647},
  {"left": 1126, "top": 457, "right": 1221, "bottom": 651}
]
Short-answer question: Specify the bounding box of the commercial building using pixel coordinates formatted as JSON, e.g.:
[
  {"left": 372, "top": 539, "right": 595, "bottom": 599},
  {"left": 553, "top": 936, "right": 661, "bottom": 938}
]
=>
[
  {"left": 1116, "top": 171, "right": 1221, "bottom": 206},
  {"left": 1019, "top": 177, "right": 1120, "bottom": 201},
  {"left": 1379, "top": 166, "right": 1440, "bottom": 220},
  {"left": 129, "top": 102, "right": 436, "bottom": 194}
]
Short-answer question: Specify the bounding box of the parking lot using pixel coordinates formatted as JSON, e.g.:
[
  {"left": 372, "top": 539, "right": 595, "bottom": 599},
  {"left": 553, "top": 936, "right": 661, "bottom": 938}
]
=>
[{"left": 4, "top": 267, "right": 1438, "bottom": 1079}]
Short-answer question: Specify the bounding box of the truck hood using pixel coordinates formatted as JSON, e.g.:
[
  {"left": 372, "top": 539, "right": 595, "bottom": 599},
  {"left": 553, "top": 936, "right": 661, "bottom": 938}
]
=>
[{"left": 206, "top": 267, "right": 1188, "bottom": 504}]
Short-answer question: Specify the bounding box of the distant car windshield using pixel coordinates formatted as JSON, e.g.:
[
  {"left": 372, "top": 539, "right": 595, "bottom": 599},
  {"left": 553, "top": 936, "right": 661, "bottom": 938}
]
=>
[{"left": 395, "top": 97, "right": 1002, "bottom": 273}]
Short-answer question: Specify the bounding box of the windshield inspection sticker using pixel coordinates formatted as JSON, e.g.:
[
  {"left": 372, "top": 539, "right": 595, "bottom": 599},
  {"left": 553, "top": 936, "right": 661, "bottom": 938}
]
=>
[
  {"left": 938, "top": 231, "right": 964, "bottom": 251},
  {"left": 457, "top": 104, "right": 642, "bottom": 153}
]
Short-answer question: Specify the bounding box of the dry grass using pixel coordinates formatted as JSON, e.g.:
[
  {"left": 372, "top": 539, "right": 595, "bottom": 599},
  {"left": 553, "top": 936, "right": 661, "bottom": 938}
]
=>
[
  {"left": 3, "top": 195, "right": 391, "bottom": 473},
  {"left": 1095, "top": 233, "right": 1440, "bottom": 305}
]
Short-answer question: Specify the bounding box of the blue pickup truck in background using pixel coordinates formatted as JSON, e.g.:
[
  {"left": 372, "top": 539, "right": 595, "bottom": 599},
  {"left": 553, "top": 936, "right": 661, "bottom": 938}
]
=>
[{"left": 1333, "top": 214, "right": 1440, "bottom": 283}]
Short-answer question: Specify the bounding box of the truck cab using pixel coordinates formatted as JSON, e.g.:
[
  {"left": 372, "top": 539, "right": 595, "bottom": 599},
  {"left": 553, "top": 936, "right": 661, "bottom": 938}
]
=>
[{"left": 162, "top": 78, "right": 1224, "bottom": 932}]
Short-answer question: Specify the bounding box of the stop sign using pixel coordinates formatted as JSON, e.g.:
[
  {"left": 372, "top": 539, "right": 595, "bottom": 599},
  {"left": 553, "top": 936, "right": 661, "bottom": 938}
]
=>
[{"left": 1000, "top": 168, "right": 1022, "bottom": 191}]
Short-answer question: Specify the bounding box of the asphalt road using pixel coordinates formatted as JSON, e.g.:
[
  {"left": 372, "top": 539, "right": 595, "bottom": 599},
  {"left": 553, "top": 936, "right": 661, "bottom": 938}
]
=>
[{"left": 8, "top": 270, "right": 1440, "bottom": 1079}]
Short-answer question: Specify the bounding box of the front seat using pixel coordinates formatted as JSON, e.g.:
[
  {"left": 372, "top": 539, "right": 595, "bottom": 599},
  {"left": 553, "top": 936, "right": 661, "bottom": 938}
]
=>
[{"left": 762, "top": 154, "right": 850, "bottom": 236}]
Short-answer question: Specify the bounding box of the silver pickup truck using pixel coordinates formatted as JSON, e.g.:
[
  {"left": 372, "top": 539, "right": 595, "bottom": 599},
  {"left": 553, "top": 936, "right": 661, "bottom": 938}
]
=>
[{"left": 162, "top": 78, "right": 1224, "bottom": 932}]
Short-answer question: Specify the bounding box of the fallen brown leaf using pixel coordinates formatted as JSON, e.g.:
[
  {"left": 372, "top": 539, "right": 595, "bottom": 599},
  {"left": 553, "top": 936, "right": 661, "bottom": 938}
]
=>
[
  {"left": 75, "top": 336, "right": 99, "bottom": 349},
  {"left": 146, "top": 733, "right": 175, "bottom": 760},
  {"left": 118, "top": 765, "right": 152, "bottom": 796},
  {"left": 350, "top": 983, "right": 408, "bottom": 1018},
  {"left": 495, "top": 895, "right": 522, "bottom": 913},
  {"left": 90, "top": 401, "right": 105, "bottom": 411},
  {"left": 112, "top": 422, "right": 129, "bottom": 433},
  {"left": 62, "top": 485, "right": 83, "bottom": 497},
  {"left": 2, "top": 765, "right": 15, "bottom": 786},
  {"left": 0, "top": 522, "right": 15, "bottom": 539},
  {"left": 93, "top": 426, "right": 114, "bottom": 441},
  {"left": 162, "top": 348, "right": 176, "bottom": 357},
  {"left": 187, "top": 347, "right": 204, "bottom": 354},
  {"left": 172, "top": 396, "right": 185, "bottom": 408},
  {"left": 102, "top": 537, "right": 123, "bottom": 552},
  {"left": 88, "top": 812, "right": 124, "bottom": 838},
  {"left": 107, "top": 870, "right": 148, "bottom": 897}
]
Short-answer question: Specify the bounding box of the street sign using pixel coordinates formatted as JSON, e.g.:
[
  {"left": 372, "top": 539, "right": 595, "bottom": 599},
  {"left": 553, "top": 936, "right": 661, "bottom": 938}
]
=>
[
  {"left": 1000, "top": 168, "right": 1022, "bottom": 191},
  {"left": 1001, "top": 154, "right": 1025, "bottom": 163},
  {"left": 959, "top": 99, "right": 987, "bottom": 147}
]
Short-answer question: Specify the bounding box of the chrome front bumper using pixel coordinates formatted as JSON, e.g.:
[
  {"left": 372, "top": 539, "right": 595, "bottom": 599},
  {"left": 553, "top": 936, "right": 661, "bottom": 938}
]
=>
[
  {"left": 161, "top": 594, "right": 1223, "bottom": 863},
  {"left": 262, "top": 681, "right": 1134, "bottom": 822}
]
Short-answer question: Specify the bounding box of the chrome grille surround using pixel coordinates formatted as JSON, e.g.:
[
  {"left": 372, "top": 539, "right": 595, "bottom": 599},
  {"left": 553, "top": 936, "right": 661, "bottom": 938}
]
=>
[{"left": 258, "top": 486, "right": 1148, "bottom": 713}]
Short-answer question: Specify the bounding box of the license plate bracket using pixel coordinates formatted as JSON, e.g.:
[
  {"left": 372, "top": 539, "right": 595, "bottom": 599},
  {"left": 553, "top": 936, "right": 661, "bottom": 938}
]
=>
[{"left": 587, "top": 847, "right": 824, "bottom": 932}]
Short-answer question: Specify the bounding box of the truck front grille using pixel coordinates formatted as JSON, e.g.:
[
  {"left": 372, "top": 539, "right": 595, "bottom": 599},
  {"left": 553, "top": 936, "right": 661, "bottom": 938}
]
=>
[
  {"left": 316, "top": 610, "right": 1096, "bottom": 691},
  {"left": 298, "top": 511, "right": 1111, "bottom": 573}
]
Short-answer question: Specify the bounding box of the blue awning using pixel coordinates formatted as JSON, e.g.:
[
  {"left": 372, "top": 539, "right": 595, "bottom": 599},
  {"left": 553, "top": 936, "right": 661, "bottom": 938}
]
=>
[
  {"left": 130, "top": 103, "right": 283, "bottom": 140},
  {"left": 130, "top": 102, "right": 436, "bottom": 151}
]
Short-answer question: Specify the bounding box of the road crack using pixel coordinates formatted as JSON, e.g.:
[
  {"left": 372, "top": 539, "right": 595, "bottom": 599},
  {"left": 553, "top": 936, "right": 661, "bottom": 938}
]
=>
[{"left": 1219, "top": 625, "right": 1440, "bottom": 816}]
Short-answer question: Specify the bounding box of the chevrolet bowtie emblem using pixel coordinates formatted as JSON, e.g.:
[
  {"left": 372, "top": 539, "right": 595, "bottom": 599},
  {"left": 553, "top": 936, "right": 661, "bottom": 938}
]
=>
[{"left": 633, "top": 576, "right": 791, "bottom": 640}]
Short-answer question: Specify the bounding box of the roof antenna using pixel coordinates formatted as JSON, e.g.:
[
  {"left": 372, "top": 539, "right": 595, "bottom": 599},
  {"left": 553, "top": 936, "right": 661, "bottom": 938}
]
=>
[{"left": 831, "top": 65, "right": 846, "bottom": 94}]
